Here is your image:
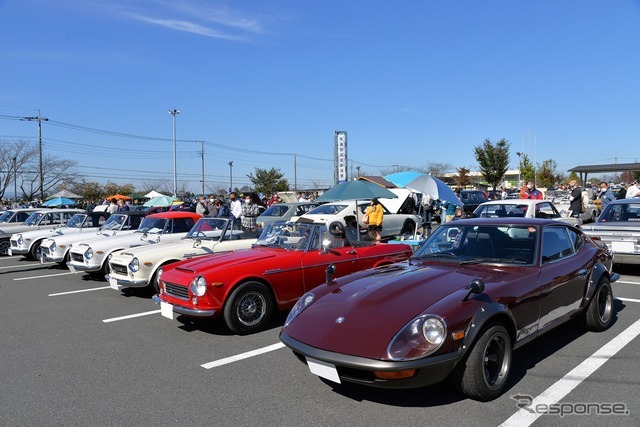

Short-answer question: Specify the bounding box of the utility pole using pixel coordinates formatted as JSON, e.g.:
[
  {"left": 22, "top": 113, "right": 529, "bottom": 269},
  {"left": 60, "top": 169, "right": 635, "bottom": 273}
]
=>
[
  {"left": 293, "top": 154, "right": 297, "bottom": 193},
  {"left": 22, "top": 110, "right": 48, "bottom": 200},
  {"left": 197, "top": 141, "right": 205, "bottom": 196},
  {"left": 228, "top": 161, "right": 233, "bottom": 194},
  {"left": 169, "top": 109, "right": 180, "bottom": 198},
  {"left": 13, "top": 157, "right": 17, "bottom": 206}
]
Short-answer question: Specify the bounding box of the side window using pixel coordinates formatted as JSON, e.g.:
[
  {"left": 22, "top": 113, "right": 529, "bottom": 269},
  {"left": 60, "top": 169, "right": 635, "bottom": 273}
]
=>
[
  {"left": 567, "top": 228, "right": 583, "bottom": 251},
  {"left": 542, "top": 227, "right": 575, "bottom": 264},
  {"left": 537, "top": 202, "right": 559, "bottom": 219}
]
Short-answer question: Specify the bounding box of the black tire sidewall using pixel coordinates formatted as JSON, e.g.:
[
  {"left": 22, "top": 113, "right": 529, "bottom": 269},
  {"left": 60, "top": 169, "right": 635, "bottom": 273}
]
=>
[{"left": 223, "top": 282, "right": 273, "bottom": 335}]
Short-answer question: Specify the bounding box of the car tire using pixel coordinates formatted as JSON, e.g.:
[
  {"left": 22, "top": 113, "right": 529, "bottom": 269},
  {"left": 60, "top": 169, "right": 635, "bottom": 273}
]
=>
[
  {"left": 400, "top": 220, "right": 415, "bottom": 235},
  {"left": 585, "top": 279, "right": 613, "bottom": 332},
  {"left": 0, "top": 239, "right": 10, "bottom": 256},
  {"left": 29, "top": 240, "right": 42, "bottom": 260},
  {"left": 456, "top": 322, "right": 512, "bottom": 401},
  {"left": 223, "top": 281, "right": 274, "bottom": 335}
]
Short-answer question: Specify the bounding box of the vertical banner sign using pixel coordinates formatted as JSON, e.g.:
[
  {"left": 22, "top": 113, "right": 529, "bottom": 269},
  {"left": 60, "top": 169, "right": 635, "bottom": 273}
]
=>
[{"left": 334, "top": 131, "right": 348, "bottom": 185}]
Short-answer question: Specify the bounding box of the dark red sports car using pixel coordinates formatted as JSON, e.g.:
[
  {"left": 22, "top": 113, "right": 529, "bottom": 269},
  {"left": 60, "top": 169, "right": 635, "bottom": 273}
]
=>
[
  {"left": 280, "top": 218, "right": 618, "bottom": 401},
  {"left": 153, "top": 222, "right": 412, "bottom": 334}
]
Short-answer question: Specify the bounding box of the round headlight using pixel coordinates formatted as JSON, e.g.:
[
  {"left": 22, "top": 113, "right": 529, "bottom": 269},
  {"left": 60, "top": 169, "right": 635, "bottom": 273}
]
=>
[
  {"left": 386, "top": 315, "right": 447, "bottom": 361},
  {"left": 84, "top": 247, "right": 94, "bottom": 259},
  {"left": 284, "top": 292, "right": 315, "bottom": 327},
  {"left": 129, "top": 257, "right": 140, "bottom": 273},
  {"left": 16, "top": 235, "right": 23, "bottom": 245},
  {"left": 189, "top": 276, "right": 207, "bottom": 297},
  {"left": 49, "top": 241, "right": 56, "bottom": 251}
]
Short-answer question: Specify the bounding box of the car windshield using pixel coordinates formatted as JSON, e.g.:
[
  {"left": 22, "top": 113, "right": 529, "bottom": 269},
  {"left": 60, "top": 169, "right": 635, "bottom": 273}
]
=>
[
  {"left": 412, "top": 223, "right": 538, "bottom": 265},
  {"left": 136, "top": 217, "right": 168, "bottom": 234},
  {"left": 306, "top": 204, "right": 348, "bottom": 215},
  {"left": 101, "top": 214, "right": 130, "bottom": 231},
  {"left": 260, "top": 205, "right": 290, "bottom": 218},
  {"left": 0, "top": 211, "right": 15, "bottom": 222},
  {"left": 186, "top": 218, "right": 231, "bottom": 240},
  {"left": 66, "top": 214, "right": 88, "bottom": 228},
  {"left": 598, "top": 202, "right": 640, "bottom": 223},
  {"left": 24, "top": 212, "right": 43, "bottom": 225},
  {"left": 254, "top": 223, "right": 321, "bottom": 251},
  {"left": 475, "top": 204, "right": 528, "bottom": 218}
]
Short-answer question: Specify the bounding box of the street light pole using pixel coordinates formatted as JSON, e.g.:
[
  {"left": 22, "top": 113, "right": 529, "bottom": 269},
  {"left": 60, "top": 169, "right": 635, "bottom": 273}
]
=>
[
  {"left": 228, "top": 161, "right": 233, "bottom": 194},
  {"left": 169, "top": 109, "right": 180, "bottom": 198}
]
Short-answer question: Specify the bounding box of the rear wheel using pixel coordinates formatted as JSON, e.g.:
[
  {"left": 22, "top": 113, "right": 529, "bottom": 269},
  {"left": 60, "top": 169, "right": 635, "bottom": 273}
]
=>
[
  {"left": 585, "top": 279, "right": 613, "bottom": 331},
  {"left": 400, "top": 220, "right": 416, "bottom": 235},
  {"left": 223, "top": 282, "right": 274, "bottom": 335},
  {"left": 0, "top": 239, "right": 10, "bottom": 256},
  {"left": 455, "top": 322, "right": 512, "bottom": 401}
]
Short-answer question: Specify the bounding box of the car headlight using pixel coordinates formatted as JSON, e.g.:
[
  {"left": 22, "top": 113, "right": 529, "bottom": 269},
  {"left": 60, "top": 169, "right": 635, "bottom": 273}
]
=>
[
  {"left": 386, "top": 315, "right": 447, "bottom": 361},
  {"left": 156, "top": 268, "right": 163, "bottom": 289},
  {"left": 49, "top": 241, "right": 56, "bottom": 251},
  {"left": 284, "top": 292, "right": 315, "bottom": 327},
  {"left": 128, "top": 257, "right": 140, "bottom": 273},
  {"left": 15, "top": 235, "right": 23, "bottom": 245},
  {"left": 84, "top": 247, "right": 94, "bottom": 260},
  {"left": 189, "top": 276, "right": 207, "bottom": 297}
]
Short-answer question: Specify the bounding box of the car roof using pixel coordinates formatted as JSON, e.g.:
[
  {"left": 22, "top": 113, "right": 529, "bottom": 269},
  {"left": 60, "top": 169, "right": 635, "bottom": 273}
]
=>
[
  {"left": 146, "top": 211, "right": 202, "bottom": 220},
  {"left": 478, "top": 199, "right": 543, "bottom": 206}
]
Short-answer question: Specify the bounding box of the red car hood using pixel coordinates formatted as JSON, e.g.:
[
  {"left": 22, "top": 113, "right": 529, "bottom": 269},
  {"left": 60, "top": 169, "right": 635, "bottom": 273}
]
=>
[
  {"left": 163, "top": 247, "right": 278, "bottom": 281},
  {"left": 284, "top": 261, "right": 521, "bottom": 359}
]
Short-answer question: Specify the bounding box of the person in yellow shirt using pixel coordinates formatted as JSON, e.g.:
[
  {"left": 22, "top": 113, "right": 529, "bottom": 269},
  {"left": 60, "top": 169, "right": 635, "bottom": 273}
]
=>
[{"left": 364, "top": 198, "right": 384, "bottom": 241}]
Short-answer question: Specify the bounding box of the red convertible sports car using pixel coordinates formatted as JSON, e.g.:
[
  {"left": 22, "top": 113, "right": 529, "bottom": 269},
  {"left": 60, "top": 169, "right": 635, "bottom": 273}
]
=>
[
  {"left": 153, "top": 222, "right": 413, "bottom": 334},
  {"left": 280, "top": 218, "right": 618, "bottom": 401}
]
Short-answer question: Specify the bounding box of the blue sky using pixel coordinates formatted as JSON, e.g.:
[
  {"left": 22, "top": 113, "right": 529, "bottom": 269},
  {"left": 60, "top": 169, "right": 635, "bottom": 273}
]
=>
[{"left": 1, "top": 0, "right": 639, "bottom": 193}]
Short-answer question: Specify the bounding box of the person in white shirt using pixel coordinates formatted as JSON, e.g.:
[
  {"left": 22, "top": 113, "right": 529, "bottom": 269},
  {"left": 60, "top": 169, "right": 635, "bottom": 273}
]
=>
[
  {"left": 625, "top": 181, "right": 640, "bottom": 199},
  {"left": 229, "top": 192, "right": 243, "bottom": 228}
]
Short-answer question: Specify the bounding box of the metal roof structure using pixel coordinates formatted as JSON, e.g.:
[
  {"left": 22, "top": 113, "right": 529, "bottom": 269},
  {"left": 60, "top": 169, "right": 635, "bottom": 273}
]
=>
[{"left": 568, "top": 162, "right": 640, "bottom": 183}]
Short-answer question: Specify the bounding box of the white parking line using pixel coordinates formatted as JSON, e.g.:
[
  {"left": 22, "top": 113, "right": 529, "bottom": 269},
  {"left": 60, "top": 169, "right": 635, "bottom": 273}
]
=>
[
  {"left": 0, "top": 262, "right": 55, "bottom": 270},
  {"left": 201, "top": 343, "right": 286, "bottom": 369},
  {"left": 500, "top": 317, "right": 640, "bottom": 426},
  {"left": 49, "top": 286, "right": 111, "bottom": 296},
  {"left": 616, "top": 297, "right": 640, "bottom": 303},
  {"left": 102, "top": 310, "right": 161, "bottom": 323},
  {"left": 13, "top": 271, "right": 76, "bottom": 281},
  {"left": 615, "top": 280, "right": 640, "bottom": 285}
]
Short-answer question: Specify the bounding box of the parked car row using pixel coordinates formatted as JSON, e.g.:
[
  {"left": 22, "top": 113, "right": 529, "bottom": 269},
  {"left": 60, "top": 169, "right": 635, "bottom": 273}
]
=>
[{"left": 2, "top": 196, "right": 636, "bottom": 402}]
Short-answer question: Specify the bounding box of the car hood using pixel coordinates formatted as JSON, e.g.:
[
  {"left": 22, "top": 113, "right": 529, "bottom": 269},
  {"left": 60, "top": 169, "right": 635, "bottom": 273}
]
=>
[
  {"left": 163, "top": 247, "right": 279, "bottom": 278},
  {"left": 11, "top": 226, "right": 73, "bottom": 239},
  {"left": 112, "top": 239, "right": 194, "bottom": 261},
  {"left": 284, "top": 261, "right": 523, "bottom": 359}
]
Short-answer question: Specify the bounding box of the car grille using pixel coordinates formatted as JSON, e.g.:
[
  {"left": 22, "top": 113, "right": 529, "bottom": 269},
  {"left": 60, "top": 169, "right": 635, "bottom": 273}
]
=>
[
  {"left": 41, "top": 247, "right": 51, "bottom": 256},
  {"left": 111, "top": 263, "right": 128, "bottom": 276},
  {"left": 165, "top": 282, "right": 189, "bottom": 300},
  {"left": 70, "top": 252, "right": 84, "bottom": 263},
  {"left": 10, "top": 241, "right": 18, "bottom": 248}
]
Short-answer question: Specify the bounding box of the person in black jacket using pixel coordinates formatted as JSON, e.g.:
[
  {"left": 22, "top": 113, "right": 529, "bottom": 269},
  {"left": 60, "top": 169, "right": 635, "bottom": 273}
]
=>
[{"left": 568, "top": 180, "right": 582, "bottom": 218}]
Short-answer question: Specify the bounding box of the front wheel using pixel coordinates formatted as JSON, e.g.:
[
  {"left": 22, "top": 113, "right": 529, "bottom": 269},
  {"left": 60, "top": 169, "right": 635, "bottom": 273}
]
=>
[
  {"left": 455, "top": 322, "right": 512, "bottom": 401},
  {"left": 585, "top": 279, "right": 613, "bottom": 331},
  {"left": 223, "top": 282, "right": 274, "bottom": 335},
  {"left": 29, "top": 241, "right": 43, "bottom": 260},
  {"left": 0, "top": 239, "right": 10, "bottom": 256}
]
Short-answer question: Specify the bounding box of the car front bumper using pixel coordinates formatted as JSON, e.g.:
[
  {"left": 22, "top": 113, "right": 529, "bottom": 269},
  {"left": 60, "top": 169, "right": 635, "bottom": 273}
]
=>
[
  {"left": 105, "top": 274, "right": 148, "bottom": 287},
  {"left": 152, "top": 294, "right": 217, "bottom": 317},
  {"left": 280, "top": 332, "right": 460, "bottom": 389},
  {"left": 67, "top": 261, "right": 101, "bottom": 272}
]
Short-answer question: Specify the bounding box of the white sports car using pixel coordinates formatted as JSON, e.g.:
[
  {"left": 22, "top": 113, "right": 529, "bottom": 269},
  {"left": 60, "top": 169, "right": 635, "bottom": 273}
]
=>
[{"left": 106, "top": 217, "right": 257, "bottom": 292}]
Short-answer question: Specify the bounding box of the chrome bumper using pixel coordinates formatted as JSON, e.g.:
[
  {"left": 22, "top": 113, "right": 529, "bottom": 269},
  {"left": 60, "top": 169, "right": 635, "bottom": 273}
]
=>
[
  {"left": 152, "top": 295, "right": 217, "bottom": 317},
  {"left": 66, "top": 261, "right": 101, "bottom": 272},
  {"left": 105, "top": 274, "right": 148, "bottom": 287}
]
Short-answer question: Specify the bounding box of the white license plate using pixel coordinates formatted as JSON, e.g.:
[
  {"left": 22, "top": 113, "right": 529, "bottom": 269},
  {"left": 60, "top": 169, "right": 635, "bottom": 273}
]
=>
[
  {"left": 160, "top": 301, "right": 174, "bottom": 320},
  {"left": 7, "top": 249, "right": 11, "bottom": 256},
  {"left": 612, "top": 241, "right": 635, "bottom": 253},
  {"left": 68, "top": 264, "right": 77, "bottom": 274},
  {"left": 109, "top": 277, "right": 121, "bottom": 290},
  {"left": 306, "top": 357, "right": 341, "bottom": 384}
]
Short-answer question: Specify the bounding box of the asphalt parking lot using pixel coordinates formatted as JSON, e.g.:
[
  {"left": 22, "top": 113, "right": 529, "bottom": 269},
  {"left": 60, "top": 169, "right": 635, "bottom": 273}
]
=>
[{"left": 0, "top": 257, "right": 639, "bottom": 426}]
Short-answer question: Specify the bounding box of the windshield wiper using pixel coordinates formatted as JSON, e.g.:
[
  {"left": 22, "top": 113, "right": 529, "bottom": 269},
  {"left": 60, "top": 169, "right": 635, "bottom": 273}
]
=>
[
  {"left": 460, "top": 257, "right": 528, "bottom": 265},
  {"left": 413, "top": 252, "right": 458, "bottom": 259}
]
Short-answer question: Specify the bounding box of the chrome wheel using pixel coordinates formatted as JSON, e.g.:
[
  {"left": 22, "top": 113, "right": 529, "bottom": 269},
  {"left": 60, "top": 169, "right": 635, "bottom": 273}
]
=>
[{"left": 236, "top": 291, "right": 267, "bottom": 327}]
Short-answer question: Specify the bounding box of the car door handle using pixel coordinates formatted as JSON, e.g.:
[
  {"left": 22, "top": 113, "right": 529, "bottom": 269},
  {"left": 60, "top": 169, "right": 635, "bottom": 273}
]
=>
[
  {"left": 578, "top": 269, "right": 588, "bottom": 277},
  {"left": 346, "top": 249, "right": 357, "bottom": 254}
]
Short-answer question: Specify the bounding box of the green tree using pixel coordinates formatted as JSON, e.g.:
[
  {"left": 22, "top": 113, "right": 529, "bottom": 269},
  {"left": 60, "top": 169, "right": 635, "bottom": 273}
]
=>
[
  {"left": 247, "top": 168, "right": 289, "bottom": 195},
  {"left": 474, "top": 138, "right": 510, "bottom": 190},
  {"left": 536, "top": 159, "right": 558, "bottom": 188},
  {"left": 519, "top": 154, "right": 535, "bottom": 184},
  {"left": 64, "top": 180, "right": 104, "bottom": 202}
]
